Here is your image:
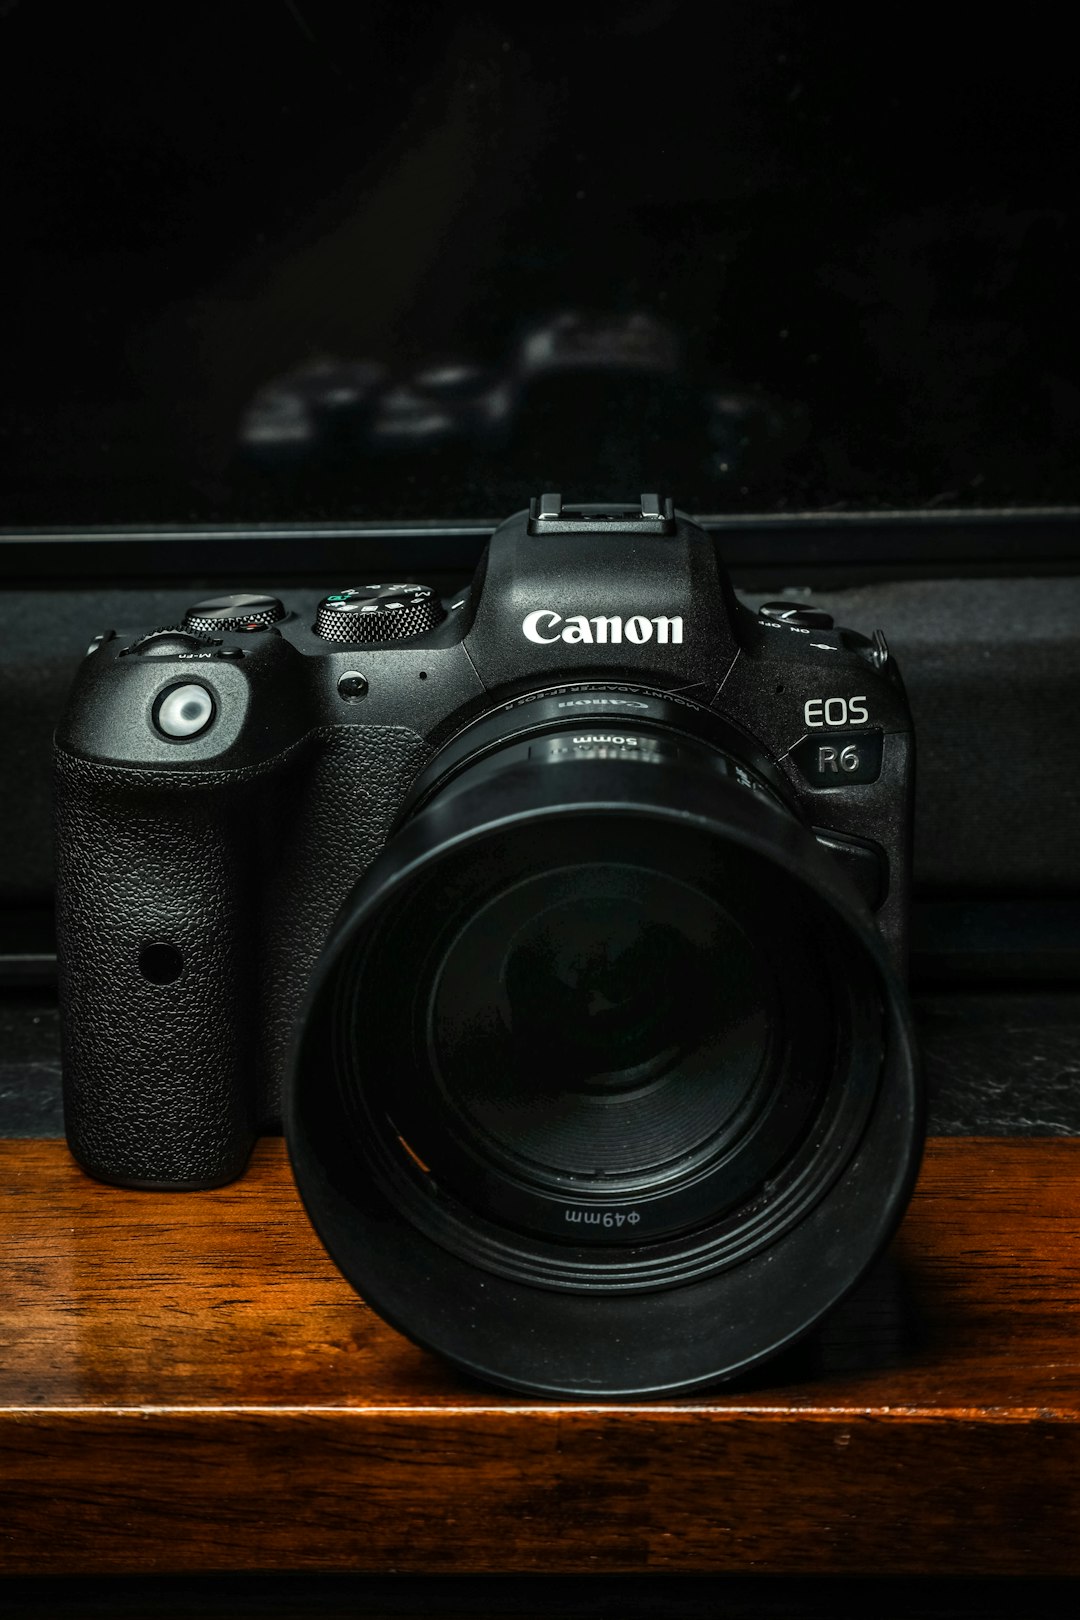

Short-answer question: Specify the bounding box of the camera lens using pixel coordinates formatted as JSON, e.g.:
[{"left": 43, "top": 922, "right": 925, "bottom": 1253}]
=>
[
  {"left": 430, "top": 865, "right": 771, "bottom": 1187},
  {"left": 286, "top": 688, "right": 921, "bottom": 1397}
]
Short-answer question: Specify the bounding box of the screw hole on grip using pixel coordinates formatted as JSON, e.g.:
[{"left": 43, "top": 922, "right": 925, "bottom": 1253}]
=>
[{"left": 139, "top": 943, "right": 184, "bottom": 985}]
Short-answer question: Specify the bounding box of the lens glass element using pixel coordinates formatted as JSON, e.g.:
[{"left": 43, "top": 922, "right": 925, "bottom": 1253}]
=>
[{"left": 429, "top": 863, "right": 772, "bottom": 1190}]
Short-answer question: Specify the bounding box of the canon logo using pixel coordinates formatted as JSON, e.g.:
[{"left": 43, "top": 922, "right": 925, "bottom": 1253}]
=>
[{"left": 522, "top": 611, "right": 684, "bottom": 645}]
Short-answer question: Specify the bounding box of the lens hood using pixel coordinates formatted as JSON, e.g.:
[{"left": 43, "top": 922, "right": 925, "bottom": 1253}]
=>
[{"left": 285, "top": 743, "right": 922, "bottom": 1399}]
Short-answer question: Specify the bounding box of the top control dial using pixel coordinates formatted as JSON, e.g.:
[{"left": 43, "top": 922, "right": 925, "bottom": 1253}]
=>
[
  {"left": 121, "top": 626, "right": 220, "bottom": 657},
  {"left": 184, "top": 594, "right": 286, "bottom": 634},
  {"left": 314, "top": 583, "right": 445, "bottom": 643}
]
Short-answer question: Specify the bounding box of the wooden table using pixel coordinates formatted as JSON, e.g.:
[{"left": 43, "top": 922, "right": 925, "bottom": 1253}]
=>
[{"left": 2, "top": 1136, "right": 1079, "bottom": 1577}]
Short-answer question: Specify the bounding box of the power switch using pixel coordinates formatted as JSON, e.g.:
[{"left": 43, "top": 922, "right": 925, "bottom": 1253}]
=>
[{"left": 759, "top": 601, "right": 834, "bottom": 630}]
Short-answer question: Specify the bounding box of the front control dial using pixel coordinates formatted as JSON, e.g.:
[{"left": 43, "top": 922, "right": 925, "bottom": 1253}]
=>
[
  {"left": 184, "top": 594, "right": 286, "bottom": 634},
  {"left": 121, "top": 626, "right": 220, "bottom": 657},
  {"left": 314, "top": 583, "right": 445, "bottom": 643}
]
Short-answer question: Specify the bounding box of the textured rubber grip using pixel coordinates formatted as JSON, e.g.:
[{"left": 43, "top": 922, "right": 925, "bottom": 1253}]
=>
[
  {"left": 252, "top": 727, "right": 433, "bottom": 1127},
  {"left": 55, "top": 747, "right": 258, "bottom": 1187}
]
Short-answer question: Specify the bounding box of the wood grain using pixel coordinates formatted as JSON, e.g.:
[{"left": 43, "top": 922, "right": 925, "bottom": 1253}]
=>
[{"left": 2, "top": 1137, "right": 1080, "bottom": 1576}]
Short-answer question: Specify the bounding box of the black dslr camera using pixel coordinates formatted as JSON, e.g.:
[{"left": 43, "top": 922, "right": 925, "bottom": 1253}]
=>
[{"left": 55, "top": 496, "right": 920, "bottom": 1397}]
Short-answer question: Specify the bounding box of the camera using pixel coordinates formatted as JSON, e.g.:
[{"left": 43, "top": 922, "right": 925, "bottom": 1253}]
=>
[{"left": 54, "top": 495, "right": 921, "bottom": 1397}]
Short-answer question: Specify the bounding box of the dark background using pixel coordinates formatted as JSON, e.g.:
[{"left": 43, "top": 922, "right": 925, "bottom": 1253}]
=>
[{"left": 2, "top": 0, "right": 1079, "bottom": 526}]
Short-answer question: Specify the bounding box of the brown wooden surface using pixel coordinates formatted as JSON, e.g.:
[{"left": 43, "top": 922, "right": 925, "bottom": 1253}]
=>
[{"left": 2, "top": 1136, "right": 1080, "bottom": 1576}]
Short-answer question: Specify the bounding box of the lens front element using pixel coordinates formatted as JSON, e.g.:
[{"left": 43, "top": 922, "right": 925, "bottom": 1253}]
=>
[{"left": 431, "top": 863, "right": 771, "bottom": 1190}]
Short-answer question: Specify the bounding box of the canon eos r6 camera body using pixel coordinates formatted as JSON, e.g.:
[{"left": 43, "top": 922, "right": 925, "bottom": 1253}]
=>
[{"left": 55, "top": 496, "right": 920, "bottom": 1396}]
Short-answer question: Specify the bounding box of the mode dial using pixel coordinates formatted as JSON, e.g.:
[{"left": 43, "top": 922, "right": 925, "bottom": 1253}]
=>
[
  {"left": 314, "top": 583, "right": 445, "bottom": 643},
  {"left": 184, "top": 594, "right": 286, "bottom": 634}
]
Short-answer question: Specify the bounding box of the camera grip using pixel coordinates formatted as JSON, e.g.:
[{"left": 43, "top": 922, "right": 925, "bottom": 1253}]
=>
[
  {"left": 255, "top": 726, "right": 433, "bottom": 1125},
  {"left": 55, "top": 749, "right": 258, "bottom": 1188}
]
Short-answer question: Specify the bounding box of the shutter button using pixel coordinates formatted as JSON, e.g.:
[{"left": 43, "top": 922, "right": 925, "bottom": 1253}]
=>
[{"left": 154, "top": 684, "right": 215, "bottom": 739}]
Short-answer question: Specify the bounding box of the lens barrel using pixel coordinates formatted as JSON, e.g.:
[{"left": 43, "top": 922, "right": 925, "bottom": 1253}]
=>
[{"left": 286, "top": 688, "right": 921, "bottom": 1397}]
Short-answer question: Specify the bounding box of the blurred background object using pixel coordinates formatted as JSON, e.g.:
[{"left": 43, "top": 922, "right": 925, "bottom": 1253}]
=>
[
  {"left": 0, "top": 0, "right": 1078, "bottom": 524},
  {"left": 236, "top": 311, "right": 809, "bottom": 511}
]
